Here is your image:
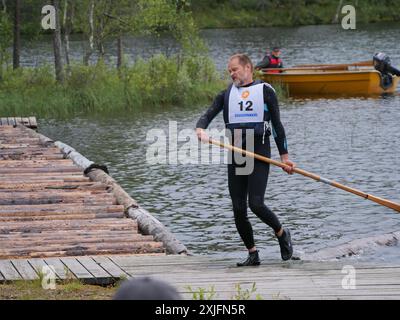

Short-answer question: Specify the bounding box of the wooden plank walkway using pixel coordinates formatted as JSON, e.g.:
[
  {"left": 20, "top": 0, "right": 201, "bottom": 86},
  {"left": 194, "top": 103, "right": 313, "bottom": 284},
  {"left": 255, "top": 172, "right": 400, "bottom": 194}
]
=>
[
  {"left": 1, "top": 254, "right": 399, "bottom": 299},
  {"left": 0, "top": 124, "right": 165, "bottom": 259}
]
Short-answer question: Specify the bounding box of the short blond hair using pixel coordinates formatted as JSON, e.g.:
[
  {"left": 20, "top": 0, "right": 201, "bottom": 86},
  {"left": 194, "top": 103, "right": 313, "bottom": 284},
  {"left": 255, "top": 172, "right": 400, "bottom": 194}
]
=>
[{"left": 229, "top": 54, "right": 254, "bottom": 72}]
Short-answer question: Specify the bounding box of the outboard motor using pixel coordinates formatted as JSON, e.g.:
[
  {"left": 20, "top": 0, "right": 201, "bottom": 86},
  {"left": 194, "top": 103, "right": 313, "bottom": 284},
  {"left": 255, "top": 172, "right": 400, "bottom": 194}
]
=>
[{"left": 373, "top": 52, "right": 400, "bottom": 89}]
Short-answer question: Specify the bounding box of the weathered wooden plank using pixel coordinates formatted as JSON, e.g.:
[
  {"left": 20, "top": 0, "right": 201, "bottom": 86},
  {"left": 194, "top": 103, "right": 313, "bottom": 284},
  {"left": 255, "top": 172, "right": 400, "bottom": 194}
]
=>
[
  {"left": 10, "top": 259, "right": 39, "bottom": 280},
  {"left": 0, "top": 167, "right": 82, "bottom": 174},
  {"left": 0, "top": 176, "right": 90, "bottom": 183},
  {"left": 28, "top": 117, "right": 37, "bottom": 129},
  {"left": 19, "top": 247, "right": 163, "bottom": 259},
  {"left": 0, "top": 181, "right": 90, "bottom": 189},
  {"left": 0, "top": 159, "right": 73, "bottom": 166},
  {"left": 27, "top": 258, "right": 48, "bottom": 277},
  {"left": 0, "top": 230, "right": 140, "bottom": 242},
  {"left": 0, "top": 224, "right": 135, "bottom": 235},
  {"left": 0, "top": 204, "right": 123, "bottom": 213},
  {"left": 0, "top": 154, "right": 65, "bottom": 161},
  {"left": 0, "top": 234, "right": 151, "bottom": 246},
  {"left": 76, "top": 257, "right": 112, "bottom": 280},
  {"left": 0, "top": 242, "right": 164, "bottom": 260},
  {"left": 0, "top": 172, "right": 83, "bottom": 178},
  {"left": 0, "top": 190, "right": 112, "bottom": 199},
  {"left": 92, "top": 256, "right": 131, "bottom": 278},
  {"left": 0, "top": 260, "right": 22, "bottom": 280},
  {"left": 0, "top": 241, "right": 163, "bottom": 254},
  {"left": 0, "top": 195, "right": 116, "bottom": 206},
  {"left": 0, "top": 183, "right": 99, "bottom": 191},
  {"left": 21, "top": 117, "right": 30, "bottom": 127},
  {"left": 44, "top": 257, "right": 73, "bottom": 280},
  {"left": 59, "top": 257, "right": 95, "bottom": 281},
  {"left": 0, "top": 218, "right": 133, "bottom": 229},
  {"left": 0, "top": 212, "right": 122, "bottom": 220},
  {"left": 7, "top": 118, "right": 16, "bottom": 126}
]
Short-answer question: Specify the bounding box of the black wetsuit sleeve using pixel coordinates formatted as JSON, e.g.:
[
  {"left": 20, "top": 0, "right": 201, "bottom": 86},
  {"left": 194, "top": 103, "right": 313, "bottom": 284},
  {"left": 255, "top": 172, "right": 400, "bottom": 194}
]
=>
[
  {"left": 264, "top": 85, "right": 288, "bottom": 155},
  {"left": 195, "top": 90, "right": 225, "bottom": 129},
  {"left": 255, "top": 56, "right": 271, "bottom": 69}
]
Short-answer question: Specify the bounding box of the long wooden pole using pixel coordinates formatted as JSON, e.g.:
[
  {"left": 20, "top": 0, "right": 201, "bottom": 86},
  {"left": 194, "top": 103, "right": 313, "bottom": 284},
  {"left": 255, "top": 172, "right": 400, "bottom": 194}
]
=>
[{"left": 209, "top": 139, "right": 400, "bottom": 213}]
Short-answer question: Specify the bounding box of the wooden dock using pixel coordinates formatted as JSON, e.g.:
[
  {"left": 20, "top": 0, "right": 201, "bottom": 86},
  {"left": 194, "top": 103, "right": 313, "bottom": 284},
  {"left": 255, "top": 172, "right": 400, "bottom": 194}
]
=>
[
  {"left": 0, "top": 123, "right": 165, "bottom": 261},
  {"left": 1, "top": 254, "right": 400, "bottom": 299},
  {"left": 1, "top": 118, "right": 399, "bottom": 300}
]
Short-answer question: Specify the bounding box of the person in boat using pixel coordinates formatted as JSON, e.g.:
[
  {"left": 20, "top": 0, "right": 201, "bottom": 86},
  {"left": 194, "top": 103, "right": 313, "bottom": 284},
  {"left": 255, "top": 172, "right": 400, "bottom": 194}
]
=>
[
  {"left": 255, "top": 47, "right": 283, "bottom": 73},
  {"left": 196, "top": 53, "right": 295, "bottom": 266}
]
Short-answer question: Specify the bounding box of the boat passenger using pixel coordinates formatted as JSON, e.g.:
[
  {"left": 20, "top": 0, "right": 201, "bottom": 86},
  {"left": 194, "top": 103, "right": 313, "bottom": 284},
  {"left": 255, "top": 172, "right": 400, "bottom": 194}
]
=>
[{"left": 255, "top": 47, "right": 283, "bottom": 73}]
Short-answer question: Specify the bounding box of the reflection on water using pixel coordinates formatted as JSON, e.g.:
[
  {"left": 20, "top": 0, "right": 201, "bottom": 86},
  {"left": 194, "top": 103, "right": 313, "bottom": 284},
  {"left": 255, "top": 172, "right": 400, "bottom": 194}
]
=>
[{"left": 31, "top": 23, "right": 400, "bottom": 262}]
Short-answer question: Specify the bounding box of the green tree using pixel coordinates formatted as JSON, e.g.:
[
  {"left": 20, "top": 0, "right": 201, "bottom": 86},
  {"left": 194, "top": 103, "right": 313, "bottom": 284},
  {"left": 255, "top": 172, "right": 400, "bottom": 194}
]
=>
[{"left": 0, "top": 3, "right": 12, "bottom": 80}]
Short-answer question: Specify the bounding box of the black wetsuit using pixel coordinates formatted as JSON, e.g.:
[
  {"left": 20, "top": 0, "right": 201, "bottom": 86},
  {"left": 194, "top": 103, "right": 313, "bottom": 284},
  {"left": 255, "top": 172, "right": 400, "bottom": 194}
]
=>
[{"left": 196, "top": 81, "right": 289, "bottom": 249}]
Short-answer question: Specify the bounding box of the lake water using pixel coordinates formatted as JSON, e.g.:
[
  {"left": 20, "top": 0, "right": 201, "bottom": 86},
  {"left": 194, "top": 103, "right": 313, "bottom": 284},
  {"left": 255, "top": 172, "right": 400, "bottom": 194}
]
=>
[{"left": 23, "top": 23, "right": 400, "bottom": 263}]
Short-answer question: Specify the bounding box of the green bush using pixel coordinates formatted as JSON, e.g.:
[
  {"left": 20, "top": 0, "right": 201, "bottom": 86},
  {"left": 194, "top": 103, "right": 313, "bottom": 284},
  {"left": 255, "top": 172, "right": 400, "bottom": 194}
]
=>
[{"left": 0, "top": 54, "right": 225, "bottom": 118}]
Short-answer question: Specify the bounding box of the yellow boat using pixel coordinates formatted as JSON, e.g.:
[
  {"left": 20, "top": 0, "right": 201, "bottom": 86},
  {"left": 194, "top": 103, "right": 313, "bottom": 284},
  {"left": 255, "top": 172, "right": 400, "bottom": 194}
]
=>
[{"left": 257, "top": 64, "right": 399, "bottom": 97}]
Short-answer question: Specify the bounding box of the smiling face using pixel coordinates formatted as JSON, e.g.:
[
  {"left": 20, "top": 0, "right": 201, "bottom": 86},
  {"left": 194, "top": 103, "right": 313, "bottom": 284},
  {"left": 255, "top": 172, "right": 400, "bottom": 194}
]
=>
[{"left": 228, "top": 57, "right": 253, "bottom": 87}]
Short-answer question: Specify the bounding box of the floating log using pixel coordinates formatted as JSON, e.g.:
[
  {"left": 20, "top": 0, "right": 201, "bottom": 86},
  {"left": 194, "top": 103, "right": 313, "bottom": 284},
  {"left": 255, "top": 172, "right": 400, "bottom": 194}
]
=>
[
  {"left": 0, "top": 219, "right": 137, "bottom": 234},
  {"left": 0, "top": 230, "right": 142, "bottom": 241},
  {"left": 0, "top": 159, "right": 76, "bottom": 167},
  {"left": 0, "top": 212, "right": 124, "bottom": 222},
  {"left": 0, "top": 182, "right": 107, "bottom": 192},
  {"left": 0, "top": 234, "right": 154, "bottom": 247},
  {"left": 0, "top": 203, "right": 124, "bottom": 214},
  {"left": 0, "top": 167, "right": 83, "bottom": 174},
  {"left": 303, "top": 230, "right": 400, "bottom": 261},
  {"left": 0, "top": 242, "right": 164, "bottom": 259}
]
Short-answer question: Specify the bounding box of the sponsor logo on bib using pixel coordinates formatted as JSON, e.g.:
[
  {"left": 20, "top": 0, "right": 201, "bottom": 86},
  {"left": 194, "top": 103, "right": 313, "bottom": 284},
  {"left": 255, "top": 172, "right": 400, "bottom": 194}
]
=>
[{"left": 241, "top": 90, "right": 250, "bottom": 99}]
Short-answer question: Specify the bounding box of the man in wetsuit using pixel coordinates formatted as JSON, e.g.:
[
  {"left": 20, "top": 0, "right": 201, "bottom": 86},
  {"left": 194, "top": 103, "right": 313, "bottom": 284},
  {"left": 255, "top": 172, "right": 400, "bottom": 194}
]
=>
[
  {"left": 196, "top": 53, "right": 295, "bottom": 266},
  {"left": 255, "top": 47, "right": 283, "bottom": 73}
]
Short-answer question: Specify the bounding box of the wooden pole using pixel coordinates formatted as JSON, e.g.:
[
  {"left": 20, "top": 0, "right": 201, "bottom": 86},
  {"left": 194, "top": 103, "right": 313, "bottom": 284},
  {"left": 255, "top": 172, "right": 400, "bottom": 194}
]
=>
[{"left": 209, "top": 139, "right": 400, "bottom": 213}]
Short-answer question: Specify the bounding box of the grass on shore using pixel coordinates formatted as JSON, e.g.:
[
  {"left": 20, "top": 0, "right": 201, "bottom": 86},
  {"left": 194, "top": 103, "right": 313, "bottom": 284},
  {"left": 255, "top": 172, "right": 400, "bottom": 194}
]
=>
[
  {"left": 0, "top": 279, "right": 119, "bottom": 300},
  {"left": 0, "top": 54, "right": 226, "bottom": 118}
]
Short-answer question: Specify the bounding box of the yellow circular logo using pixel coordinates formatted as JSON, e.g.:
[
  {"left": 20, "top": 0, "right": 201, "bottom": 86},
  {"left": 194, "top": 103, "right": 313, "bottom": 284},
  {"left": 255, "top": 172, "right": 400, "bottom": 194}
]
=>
[{"left": 241, "top": 91, "right": 250, "bottom": 99}]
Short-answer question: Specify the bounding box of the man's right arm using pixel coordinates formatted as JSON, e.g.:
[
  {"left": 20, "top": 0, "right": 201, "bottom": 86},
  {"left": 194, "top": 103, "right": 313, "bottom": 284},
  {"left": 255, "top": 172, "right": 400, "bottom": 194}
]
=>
[{"left": 196, "top": 90, "right": 225, "bottom": 141}]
